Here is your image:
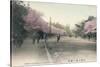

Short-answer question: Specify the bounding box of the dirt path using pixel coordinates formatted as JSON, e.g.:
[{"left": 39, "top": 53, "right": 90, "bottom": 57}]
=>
[{"left": 12, "top": 37, "right": 96, "bottom": 67}]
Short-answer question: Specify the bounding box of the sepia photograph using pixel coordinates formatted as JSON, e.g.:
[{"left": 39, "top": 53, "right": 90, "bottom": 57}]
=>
[{"left": 10, "top": 0, "right": 97, "bottom": 67}]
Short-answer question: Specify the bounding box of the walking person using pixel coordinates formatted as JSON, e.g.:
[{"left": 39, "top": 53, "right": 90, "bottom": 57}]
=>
[
  {"left": 43, "top": 32, "right": 48, "bottom": 43},
  {"left": 32, "top": 30, "right": 40, "bottom": 44},
  {"left": 57, "top": 34, "right": 60, "bottom": 43}
]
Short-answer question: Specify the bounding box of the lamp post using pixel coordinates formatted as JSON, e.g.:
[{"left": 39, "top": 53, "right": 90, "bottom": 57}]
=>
[{"left": 49, "top": 17, "right": 52, "bottom": 34}]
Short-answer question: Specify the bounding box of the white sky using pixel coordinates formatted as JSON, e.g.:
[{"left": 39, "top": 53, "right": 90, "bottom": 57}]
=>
[{"left": 25, "top": 1, "right": 96, "bottom": 29}]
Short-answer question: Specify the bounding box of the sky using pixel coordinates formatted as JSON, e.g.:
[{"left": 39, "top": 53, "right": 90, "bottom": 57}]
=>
[{"left": 25, "top": 1, "right": 96, "bottom": 29}]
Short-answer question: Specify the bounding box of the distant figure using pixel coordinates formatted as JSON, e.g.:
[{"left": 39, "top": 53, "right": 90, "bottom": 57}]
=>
[
  {"left": 12, "top": 33, "right": 23, "bottom": 47},
  {"left": 57, "top": 34, "right": 60, "bottom": 42},
  {"left": 43, "top": 32, "right": 48, "bottom": 43},
  {"left": 32, "top": 31, "right": 40, "bottom": 44}
]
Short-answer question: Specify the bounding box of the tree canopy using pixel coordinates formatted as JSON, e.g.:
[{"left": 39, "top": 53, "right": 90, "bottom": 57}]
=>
[{"left": 11, "top": 0, "right": 28, "bottom": 47}]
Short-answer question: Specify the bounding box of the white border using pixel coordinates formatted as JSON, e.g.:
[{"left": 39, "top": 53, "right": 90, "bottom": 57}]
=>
[
  {"left": 0, "top": 0, "right": 100, "bottom": 67},
  {"left": 0, "top": 0, "right": 10, "bottom": 67}
]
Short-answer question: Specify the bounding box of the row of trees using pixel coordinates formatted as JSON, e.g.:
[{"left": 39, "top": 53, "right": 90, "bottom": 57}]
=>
[
  {"left": 72, "top": 16, "right": 96, "bottom": 40},
  {"left": 11, "top": 1, "right": 45, "bottom": 47},
  {"left": 11, "top": 1, "right": 28, "bottom": 47},
  {"left": 11, "top": 1, "right": 66, "bottom": 47},
  {"left": 63, "top": 16, "right": 96, "bottom": 41}
]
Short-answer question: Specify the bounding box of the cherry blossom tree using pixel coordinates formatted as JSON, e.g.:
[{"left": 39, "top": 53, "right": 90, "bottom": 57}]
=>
[
  {"left": 23, "top": 7, "right": 66, "bottom": 35},
  {"left": 84, "top": 17, "right": 96, "bottom": 34},
  {"left": 73, "top": 16, "right": 96, "bottom": 40},
  {"left": 23, "top": 7, "right": 49, "bottom": 32}
]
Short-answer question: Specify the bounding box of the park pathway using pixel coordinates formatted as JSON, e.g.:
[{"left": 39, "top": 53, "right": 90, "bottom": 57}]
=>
[{"left": 12, "top": 37, "right": 96, "bottom": 67}]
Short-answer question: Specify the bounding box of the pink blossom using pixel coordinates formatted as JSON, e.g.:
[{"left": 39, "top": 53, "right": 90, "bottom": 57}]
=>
[
  {"left": 84, "top": 19, "right": 96, "bottom": 34},
  {"left": 23, "top": 8, "right": 66, "bottom": 35}
]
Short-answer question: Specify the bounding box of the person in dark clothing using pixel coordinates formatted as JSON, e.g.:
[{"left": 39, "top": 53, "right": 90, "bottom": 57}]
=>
[
  {"left": 43, "top": 32, "right": 48, "bottom": 43},
  {"left": 57, "top": 34, "right": 60, "bottom": 42},
  {"left": 32, "top": 31, "right": 40, "bottom": 44},
  {"left": 32, "top": 30, "right": 44, "bottom": 44}
]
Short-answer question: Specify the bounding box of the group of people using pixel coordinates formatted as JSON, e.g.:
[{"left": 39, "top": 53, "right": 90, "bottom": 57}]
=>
[
  {"left": 32, "top": 31, "right": 61, "bottom": 44},
  {"left": 12, "top": 30, "right": 61, "bottom": 48}
]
